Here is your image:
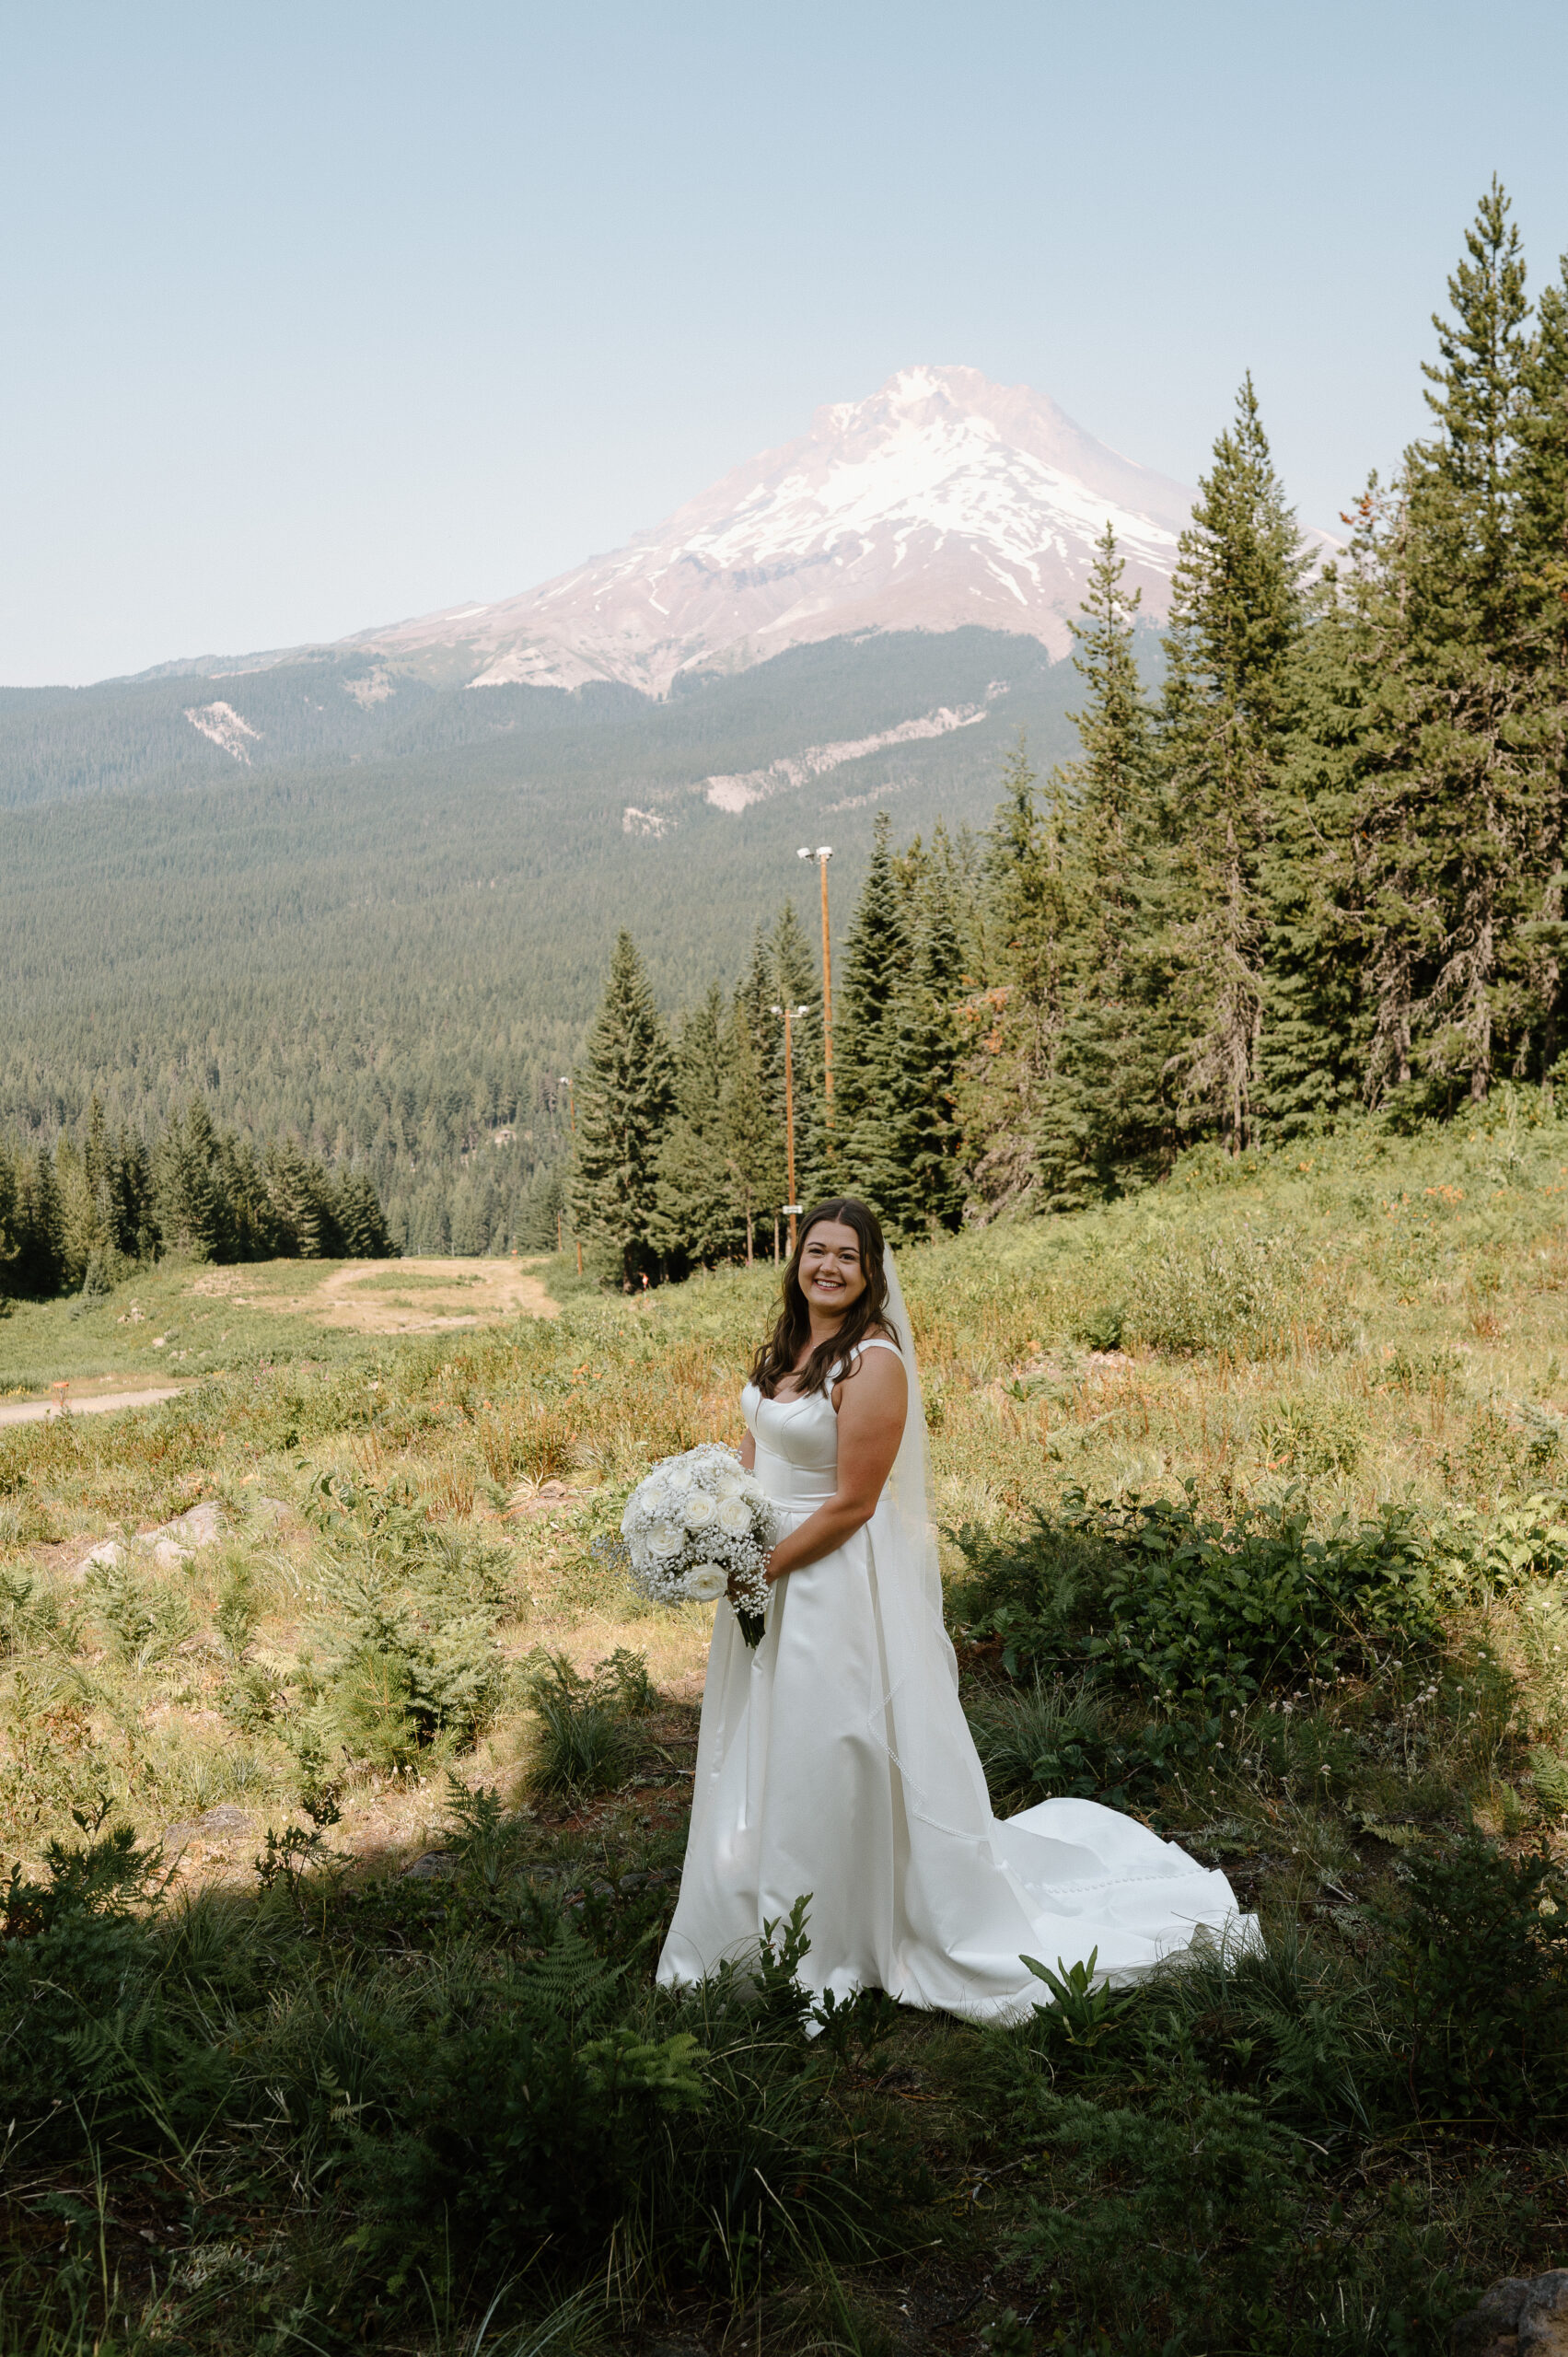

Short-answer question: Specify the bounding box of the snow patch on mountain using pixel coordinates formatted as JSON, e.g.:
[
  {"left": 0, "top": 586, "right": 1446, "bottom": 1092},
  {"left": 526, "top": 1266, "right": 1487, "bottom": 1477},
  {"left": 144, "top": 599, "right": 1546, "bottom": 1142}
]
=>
[
  {"left": 703, "top": 700, "right": 991, "bottom": 815},
  {"left": 184, "top": 701, "right": 261, "bottom": 761}
]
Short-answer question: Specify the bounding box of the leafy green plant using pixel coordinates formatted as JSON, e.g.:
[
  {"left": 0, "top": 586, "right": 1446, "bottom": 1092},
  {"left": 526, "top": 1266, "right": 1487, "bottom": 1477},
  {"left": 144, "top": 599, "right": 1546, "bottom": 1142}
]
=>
[
  {"left": 1383, "top": 1833, "right": 1568, "bottom": 2119},
  {"left": 1007, "top": 2084, "right": 1303, "bottom": 2340},
  {"left": 1257, "top": 1393, "right": 1364, "bottom": 1478},
  {"left": 522, "top": 1653, "right": 629, "bottom": 1798},
  {"left": 1021, "top": 1946, "right": 1139, "bottom": 2049},
  {"left": 965, "top": 1673, "right": 1194, "bottom": 1809},
  {"left": 954, "top": 1487, "right": 1437, "bottom": 1709},
  {"left": 1072, "top": 1301, "right": 1125, "bottom": 1353},
  {"left": 1126, "top": 1225, "right": 1347, "bottom": 1360}
]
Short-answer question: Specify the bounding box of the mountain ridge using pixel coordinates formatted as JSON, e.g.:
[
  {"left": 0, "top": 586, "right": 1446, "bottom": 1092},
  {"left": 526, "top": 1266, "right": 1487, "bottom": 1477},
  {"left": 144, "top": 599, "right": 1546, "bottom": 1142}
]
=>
[
  {"left": 105, "top": 365, "right": 1199, "bottom": 702},
  {"left": 339, "top": 364, "right": 1197, "bottom": 694}
]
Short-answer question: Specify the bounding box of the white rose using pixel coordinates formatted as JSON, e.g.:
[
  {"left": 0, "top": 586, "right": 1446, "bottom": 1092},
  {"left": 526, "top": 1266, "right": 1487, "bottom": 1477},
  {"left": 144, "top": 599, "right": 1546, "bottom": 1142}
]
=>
[
  {"left": 681, "top": 1492, "right": 717, "bottom": 1529},
  {"left": 683, "top": 1564, "right": 727, "bottom": 1602},
  {"left": 665, "top": 1467, "right": 693, "bottom": 1494},
  {"left": 716, "top": 1495, "right": 751, "bottom": 1534},
  {"left": 715, "top": 1474, "right": 742, "bottom": 1500},
  {"left": 645, "top": 1523, "right": 683, "bottom": 1560}
]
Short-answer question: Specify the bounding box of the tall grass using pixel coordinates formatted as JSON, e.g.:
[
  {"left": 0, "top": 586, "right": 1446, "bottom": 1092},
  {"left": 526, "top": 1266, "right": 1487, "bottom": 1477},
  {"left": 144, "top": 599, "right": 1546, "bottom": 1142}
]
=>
[{"left": 3, "top": 1098, "right": 1568, "bottom": 2348}]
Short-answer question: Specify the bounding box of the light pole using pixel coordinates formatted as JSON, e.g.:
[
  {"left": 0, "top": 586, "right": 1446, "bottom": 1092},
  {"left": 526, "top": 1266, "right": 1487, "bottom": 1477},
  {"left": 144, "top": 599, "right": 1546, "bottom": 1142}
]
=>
[
  {"left": 559, "top": 1075, "right": 582, "bottom": 1277},
  {"left": 797, "top": 845, "right": 834, "bottom": 1147},
  {"left": 769, "top": 1003, "right": 810, "bottom": 1254}
]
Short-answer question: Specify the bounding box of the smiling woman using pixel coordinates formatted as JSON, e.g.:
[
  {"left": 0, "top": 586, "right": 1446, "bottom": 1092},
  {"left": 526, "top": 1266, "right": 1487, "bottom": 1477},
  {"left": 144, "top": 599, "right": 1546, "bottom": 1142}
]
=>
[{"left": 657, "top": 1196, "right": 1251, "bottom": 2024}]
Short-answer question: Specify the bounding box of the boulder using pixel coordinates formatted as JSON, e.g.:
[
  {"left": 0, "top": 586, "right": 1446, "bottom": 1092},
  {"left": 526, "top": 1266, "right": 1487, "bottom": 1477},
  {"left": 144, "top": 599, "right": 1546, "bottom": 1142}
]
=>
[
  {"left": 162, "top": 1804, "right": 253, "bottom": 1852},
  {"left": 151, "top": 1502, "right": 222, "bottom": 1550},
  {"left": 1453, "top": 2272, "right": 1568, "bottom": 2357},
  {"left": 401, "top": 1850, "right": 459, "bottom": 1880}
]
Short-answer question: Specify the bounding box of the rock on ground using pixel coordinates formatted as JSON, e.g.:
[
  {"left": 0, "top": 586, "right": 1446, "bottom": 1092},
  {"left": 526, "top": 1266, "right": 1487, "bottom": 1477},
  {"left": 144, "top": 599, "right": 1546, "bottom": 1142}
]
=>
[
  {"left": 1453, "top": 2271, "right": 1568, "bottom": 2356},
  {"left": 162, "top": 1804, "right": 253, "bottom": 1852},
  {"left": 77, "top": 1501, "right": 224, "bottom": 1574}
]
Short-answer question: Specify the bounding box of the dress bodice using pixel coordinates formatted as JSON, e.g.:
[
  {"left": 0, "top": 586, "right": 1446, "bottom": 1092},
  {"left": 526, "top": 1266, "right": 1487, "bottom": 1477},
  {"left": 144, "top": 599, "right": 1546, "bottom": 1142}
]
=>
[
  {"left": 741, "top": 1341, "right": 903, "bottom": 1514},
  {"left": 742, "top": 1382, "right": 839, "bottom": 1509}
]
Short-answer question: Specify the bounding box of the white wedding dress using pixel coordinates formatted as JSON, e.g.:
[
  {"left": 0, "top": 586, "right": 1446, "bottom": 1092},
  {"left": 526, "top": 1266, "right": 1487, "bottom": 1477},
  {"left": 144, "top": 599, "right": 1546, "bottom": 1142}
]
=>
[{"left": 656, "top": 1277, "right": 1253, "bottom": 2024}]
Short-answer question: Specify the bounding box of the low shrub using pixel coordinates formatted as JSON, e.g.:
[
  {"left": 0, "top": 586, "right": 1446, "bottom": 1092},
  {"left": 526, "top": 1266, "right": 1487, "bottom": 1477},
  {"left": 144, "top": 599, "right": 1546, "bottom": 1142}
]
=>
[
  {"left": 519, "top": 1648, "right": 658, "bottom": 1797},
  {"left": 953, "top": 1487, "right": 1438, "bottom": 1710},
  {"left": 1382, "top": 1833, "right": 1568, "bottom": 2121},
  {"left": 1125, "top": 1225, "right": 1350, "bottom": 1360},
  {"left": 965, "top": 1673, "right": 1199, "bottom": 1811},
  {"left": 1007, "top": 2084, "right": 1303, "bottom": 2341}
]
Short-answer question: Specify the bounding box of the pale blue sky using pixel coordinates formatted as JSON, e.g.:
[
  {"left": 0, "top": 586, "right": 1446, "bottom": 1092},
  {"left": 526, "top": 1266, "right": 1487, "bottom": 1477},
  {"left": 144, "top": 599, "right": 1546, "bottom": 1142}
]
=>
[{"left": 2, "top": 0, "right": 1564, "bottom": 684}]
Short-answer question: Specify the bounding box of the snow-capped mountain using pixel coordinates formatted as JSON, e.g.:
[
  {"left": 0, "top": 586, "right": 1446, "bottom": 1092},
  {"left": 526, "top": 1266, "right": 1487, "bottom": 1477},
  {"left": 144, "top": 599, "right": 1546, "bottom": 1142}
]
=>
[{"left": 343, "top": 366, "right": 1197, "bottom": 695}]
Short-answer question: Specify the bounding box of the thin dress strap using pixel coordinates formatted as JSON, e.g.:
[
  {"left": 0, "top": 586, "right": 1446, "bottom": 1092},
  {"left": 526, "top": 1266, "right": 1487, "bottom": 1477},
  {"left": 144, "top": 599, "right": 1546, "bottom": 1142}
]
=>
[{"left": 831, "top": 1336, "right": 903, "bottom": 1380}]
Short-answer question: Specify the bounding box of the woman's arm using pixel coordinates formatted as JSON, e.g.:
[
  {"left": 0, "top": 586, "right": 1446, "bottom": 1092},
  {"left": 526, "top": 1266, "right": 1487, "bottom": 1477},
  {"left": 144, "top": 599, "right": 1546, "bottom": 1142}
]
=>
[
  {"left": 762, "top": 1350, "right": 908, "bottom": 1584},
  {"left": 738, "top": 1430, "right": 756, "bottom": 1472}
]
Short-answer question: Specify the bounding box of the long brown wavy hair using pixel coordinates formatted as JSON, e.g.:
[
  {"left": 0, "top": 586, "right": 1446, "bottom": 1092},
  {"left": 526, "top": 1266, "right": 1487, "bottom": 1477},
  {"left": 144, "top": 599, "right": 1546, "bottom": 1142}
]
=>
[{"left": 749, "top": 1197, "right": 898, "bottom": 1399}]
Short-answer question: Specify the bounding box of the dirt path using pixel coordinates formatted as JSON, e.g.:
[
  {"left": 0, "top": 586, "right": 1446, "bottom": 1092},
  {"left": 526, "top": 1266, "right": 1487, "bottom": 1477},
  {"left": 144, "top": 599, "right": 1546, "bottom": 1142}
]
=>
[
  {"left": 190, "top": 1256, "right": 558, "bottom": 1334},
  {"left": 0, "top": 1385, "right": 186, "bottom": 1428}
]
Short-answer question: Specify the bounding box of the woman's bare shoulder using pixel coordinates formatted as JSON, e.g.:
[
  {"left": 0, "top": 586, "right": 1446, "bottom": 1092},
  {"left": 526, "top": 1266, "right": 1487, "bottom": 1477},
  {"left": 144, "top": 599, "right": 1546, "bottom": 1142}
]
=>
[{"left": 837, "top": 1331, "right": 907, "bottom": 1399}]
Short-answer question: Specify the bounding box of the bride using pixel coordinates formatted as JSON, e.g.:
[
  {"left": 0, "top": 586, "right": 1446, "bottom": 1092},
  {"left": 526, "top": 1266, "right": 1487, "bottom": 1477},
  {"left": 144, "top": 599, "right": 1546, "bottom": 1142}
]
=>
[{"left": 656, "top": 1197, "right": 1251, "bottom": 2022}]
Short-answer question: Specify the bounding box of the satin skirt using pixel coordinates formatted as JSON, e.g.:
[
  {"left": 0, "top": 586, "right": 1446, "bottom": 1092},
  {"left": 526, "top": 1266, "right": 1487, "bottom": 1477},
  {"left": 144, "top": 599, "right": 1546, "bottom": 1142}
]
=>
[{"left": 656, "top": 1502, "right": 1252, "bottom": 2024}]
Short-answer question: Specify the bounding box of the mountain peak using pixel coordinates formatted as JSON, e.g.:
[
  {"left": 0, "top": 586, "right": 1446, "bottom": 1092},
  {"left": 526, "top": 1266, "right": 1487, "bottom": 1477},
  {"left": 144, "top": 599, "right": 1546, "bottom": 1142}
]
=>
[{"left": 346, "top": 365, "right": 1199, "bottom": 695}]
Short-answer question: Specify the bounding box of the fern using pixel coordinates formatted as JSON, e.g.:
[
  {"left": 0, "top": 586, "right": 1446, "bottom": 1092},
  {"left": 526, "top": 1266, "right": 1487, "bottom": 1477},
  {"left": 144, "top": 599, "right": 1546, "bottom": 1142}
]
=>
[{"left": 510, "top": 1918, "right": 626, "bottom": 2031}]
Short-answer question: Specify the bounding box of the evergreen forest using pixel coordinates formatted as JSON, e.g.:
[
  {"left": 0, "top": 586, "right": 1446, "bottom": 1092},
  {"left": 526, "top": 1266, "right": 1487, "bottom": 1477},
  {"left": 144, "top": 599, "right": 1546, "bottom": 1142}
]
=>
[
  {"left": 0, "top": 1097, "right": 394, "bottom": 1305},
  {"left": 0, "top": 633, "right": 1079, "bottom": 1264},
  {"left": 571, "top": 184, "right": 1568, "bottom": 1283}
]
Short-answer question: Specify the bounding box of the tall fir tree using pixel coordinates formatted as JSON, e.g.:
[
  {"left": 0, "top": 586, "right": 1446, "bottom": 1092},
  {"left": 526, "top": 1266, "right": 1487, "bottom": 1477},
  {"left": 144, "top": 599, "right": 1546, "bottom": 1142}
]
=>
[
  {"left": 1272, "top": 482, "right": 1401, "bottom": 1116},
  {"left": 570, "top": 932, "right": 675, "bottom": 1284},
  {"left": 1034, "top": 529, "right": 1169, "bottom": 1199},
  {"left": 833, "top": 814, "right": 916, "bottom": 1220},
  {"left": 654, "top": 984, "right": 739, "bottom": 1267},
  {"left": 1397, "top": 179, "right": 1540, "bottom": 1101},
  {"left": 720, "top": 993, "right": 780, "bottom": 1264},
  {"left": 879, "top": 839, "right": 968, "bottom": 1235},
  {"left": 1159, "top": 375, "right": 1308, "bottom": 1150},
  {"left": 1514, "top": 246, "right": 1568, "bottom": 1077},
  {"left": 154, "top": 1097, "right": 229, "bottom": 1260},
  {"left": 960, "top": 739, "right": 1075, "bottom": 1211}
]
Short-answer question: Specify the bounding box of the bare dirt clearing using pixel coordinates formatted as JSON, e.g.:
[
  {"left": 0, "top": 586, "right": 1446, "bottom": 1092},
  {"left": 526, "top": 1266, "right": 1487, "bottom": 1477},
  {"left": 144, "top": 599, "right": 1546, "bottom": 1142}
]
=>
[
  {"left": 0, "top": 1382, "right": 187, "bottom": 1427},
  {"left": 190, "top": 1255, "right": 557, "bottom": 1333}
]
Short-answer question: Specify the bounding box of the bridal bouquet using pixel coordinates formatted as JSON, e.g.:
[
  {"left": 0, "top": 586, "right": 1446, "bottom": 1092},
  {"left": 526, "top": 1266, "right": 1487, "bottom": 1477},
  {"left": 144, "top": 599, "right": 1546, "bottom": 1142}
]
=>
[{"left": 602, "top": 1443, "right": 779, "bottom": 1647}]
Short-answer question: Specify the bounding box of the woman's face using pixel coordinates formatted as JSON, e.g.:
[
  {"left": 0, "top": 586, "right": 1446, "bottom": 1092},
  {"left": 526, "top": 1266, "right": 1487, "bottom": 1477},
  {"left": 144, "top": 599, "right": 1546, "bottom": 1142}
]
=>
[{"left": 798, "top": 1219, "right": 869, "bottom": 1318}]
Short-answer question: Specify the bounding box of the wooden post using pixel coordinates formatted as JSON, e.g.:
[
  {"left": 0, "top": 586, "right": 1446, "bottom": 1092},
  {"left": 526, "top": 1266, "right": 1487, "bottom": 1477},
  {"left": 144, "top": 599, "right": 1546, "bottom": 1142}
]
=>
[
  {"left": 818, "top": 854, "right": 834, "bottom": 1142},
  {"left": 782, "top": 1004, "right": 798, "bottom": 1252}
]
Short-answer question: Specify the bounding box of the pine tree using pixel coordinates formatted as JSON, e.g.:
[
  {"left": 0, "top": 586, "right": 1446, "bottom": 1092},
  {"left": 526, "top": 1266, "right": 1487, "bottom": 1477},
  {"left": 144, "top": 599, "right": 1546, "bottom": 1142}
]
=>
[
  {"left": 880, "top": 843, "right": 967, "bottom": 1235},
  {"left": 1513, "top": 247, "right": 1568, "bottom": 1076},
  {"left": 720, "top": 994, "right": 779, "bottom": 1264},
  {"left": 335, "top": 1169, "right": 395, "bottom": 1257},
  {"left": 1035, "top": 529, "right": 1168, "bottom": 1198},
  {"left": 1271, "top": 483, "right": 1400, "bottom": 1117},
  {"left": 1159, "top": 376, "right": 1308, "bottom": 1150},
  {"left": 654, "top": 985, "right": 738, "bottom": 1266},
  {"left": 154, "top": 1097, "right": 229, "bottom": 1260},
  {"left": 833, "top": 815, "right": 916, "bottom": 1220},
  {"left": 570, "top": 932, "right": 675, "bottom": 1284},
  {"left": 960, "top": 740, "right": 1075, "bottom": 1211},
  {"left": 264, "top": 1138, "right": 328, "bottom": 1257},
  {"left": 1396, "top": 179, "right": 1539, "bottom": 1101}
]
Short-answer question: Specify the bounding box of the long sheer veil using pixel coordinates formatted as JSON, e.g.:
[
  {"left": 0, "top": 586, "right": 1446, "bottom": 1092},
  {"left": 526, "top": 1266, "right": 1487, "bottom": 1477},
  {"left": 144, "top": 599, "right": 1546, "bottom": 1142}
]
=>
[{"left": 871, "top": 1251, "right": 1000, "bottom": 1843}]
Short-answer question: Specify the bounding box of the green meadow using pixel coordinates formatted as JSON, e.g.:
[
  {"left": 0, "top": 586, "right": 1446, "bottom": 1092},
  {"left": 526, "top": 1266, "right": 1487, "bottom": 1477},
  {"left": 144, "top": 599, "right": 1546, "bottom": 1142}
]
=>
[{"left": 3, "top": 1098, "right": 1568, "bottom": 2353}]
